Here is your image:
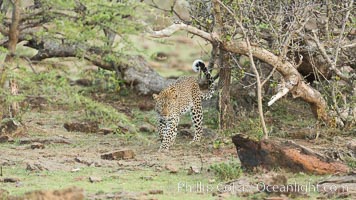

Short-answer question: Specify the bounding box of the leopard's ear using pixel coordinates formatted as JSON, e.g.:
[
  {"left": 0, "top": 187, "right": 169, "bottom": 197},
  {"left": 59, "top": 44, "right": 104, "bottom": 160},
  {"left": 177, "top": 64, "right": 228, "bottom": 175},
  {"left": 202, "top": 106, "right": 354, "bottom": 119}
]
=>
[{"left": 152, "top": 94, "right": 158, "bottom": 101}]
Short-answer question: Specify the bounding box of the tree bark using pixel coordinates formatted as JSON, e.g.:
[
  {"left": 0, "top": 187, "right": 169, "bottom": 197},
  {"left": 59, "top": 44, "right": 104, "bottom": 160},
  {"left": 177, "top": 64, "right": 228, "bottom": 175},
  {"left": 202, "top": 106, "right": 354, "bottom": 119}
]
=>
[
  {"left": 218, "top": 52, "right": 234, "bottom": 130},
  {"left": 213, "top": 0, "right": 235, "bottom": 130},
  {"left": 4, "top": 0, "right": 21, "bottom": 118},
  {"left": 6, "top": 0, "right": 21, "bottom": 61}
]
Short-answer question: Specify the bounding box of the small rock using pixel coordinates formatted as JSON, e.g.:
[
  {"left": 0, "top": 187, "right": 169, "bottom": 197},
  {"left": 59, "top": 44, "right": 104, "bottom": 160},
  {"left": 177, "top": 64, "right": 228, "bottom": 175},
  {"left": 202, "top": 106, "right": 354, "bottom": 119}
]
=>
[
  {"left": 26, "top": 162, "right": 47, "bottom": 171},
  {"left": 98, "top": 128, "right": 114, "bottom": 135},
  {"left": 208, "top": 179, "right": 216, "bottom": 184},
  {"left": 117, "top": 124, "right": 136, "bottom": 134},
  {"left": 0, "top": 135, "right": 13, "bottom": 143},
  {"left": 72, "top": 78, "right": 92, "bottom": 87},
  {"left": 0, "top": 177, "right": 20, "bottom": 183},
  {"left": 101, "top": 149, "right": 135, "bottom": 160},
  {"left": 140, "top": 176, "right": 153, "bottom": 181},
  {"left": 74, "top": 157, "right": 93, "bottom": 166},
  {"left": 89, "top": 176, "right": 102, "bottom": 183},
  {"left": 187, "top": 166, "right": 200, "bottom": 175},
  {"left": 347, "top": 140, "right": 356, "bottom": 153},
  {"left": 218, "top": 192, "right": 231, "bottom": 198},
  {"left": 63, "top": 122, "right": 99, "bottom": 133},
  {"left": 71, "top": 168, "right": 81, "bottom": 172},
  {"left": 36, "top": 122, "right": 44, "bottom": 125},
  {"left": 165, "top": 165, "right": 178, "bottom": 173},
  {"left": 155, "top": 166, "right": 163, "bottom": 172},
  {"left": 148, "top": 190, "right": 163, "bottom": 195},
  {"left": 138, "top": 102, "right": 155, "bottom": 111},
  {"left": 16, "top": 182, "right": 23, "bottom": 187},
  {"left": 0, "top": 119, "right": 21, "bottom": 134},
  {"left": 139, "top": 123, "right": 156, "bottom": 133},
  {"left": 31, "top": 142, "right": 45, "bottom": 149}
]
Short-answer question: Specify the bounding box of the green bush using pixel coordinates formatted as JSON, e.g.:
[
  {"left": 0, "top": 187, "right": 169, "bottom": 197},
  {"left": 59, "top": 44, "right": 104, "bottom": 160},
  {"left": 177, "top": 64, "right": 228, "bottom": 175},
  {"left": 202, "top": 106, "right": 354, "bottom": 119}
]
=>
[
  {"left": 209, "top": 160, "right": 243, "bottom": 181},
  {"left": 345, "top": 156, "right": 356, "bottom": 169}
]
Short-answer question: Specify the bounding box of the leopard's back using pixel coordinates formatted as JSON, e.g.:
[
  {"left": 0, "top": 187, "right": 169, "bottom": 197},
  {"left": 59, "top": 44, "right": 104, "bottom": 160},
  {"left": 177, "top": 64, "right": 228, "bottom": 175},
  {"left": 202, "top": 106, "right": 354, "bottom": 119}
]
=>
[{"left": 173, "top": 76, "right": 201, "bottom": 113}]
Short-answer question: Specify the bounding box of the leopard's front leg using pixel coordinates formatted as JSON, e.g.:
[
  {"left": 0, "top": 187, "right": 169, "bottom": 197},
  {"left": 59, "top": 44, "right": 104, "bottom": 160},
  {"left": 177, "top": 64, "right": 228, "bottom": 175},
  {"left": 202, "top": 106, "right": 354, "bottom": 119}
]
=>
[
  {"left": 157, "top": 118, "right": 166, "bottom": 142},
  {"left": 159, "top": 117, "right": 179, "bottom": 151}
]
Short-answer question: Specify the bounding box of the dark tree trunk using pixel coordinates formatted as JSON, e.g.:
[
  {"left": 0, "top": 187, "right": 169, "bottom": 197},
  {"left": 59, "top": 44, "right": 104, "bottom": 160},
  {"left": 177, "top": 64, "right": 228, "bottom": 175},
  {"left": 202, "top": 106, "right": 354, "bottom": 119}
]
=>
[
  {"left": 217, "top": 51, "right": 235, "bottom": 130},
  {"left": 5, "top": 0, "right": 21, "bottom": 61},
  {"left": 4, "top": 0, "right": 21, "bottom": 118}
]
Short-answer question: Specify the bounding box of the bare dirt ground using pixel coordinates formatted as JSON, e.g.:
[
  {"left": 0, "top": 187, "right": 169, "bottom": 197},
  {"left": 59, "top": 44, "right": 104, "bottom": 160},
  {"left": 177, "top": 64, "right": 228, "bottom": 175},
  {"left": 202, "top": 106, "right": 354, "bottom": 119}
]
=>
[
  {"left": 0, "top": 105, "right": 240, "bottom": 200},
  {"left": 1, "top": 95, "right": 355, "bottom": 200}
]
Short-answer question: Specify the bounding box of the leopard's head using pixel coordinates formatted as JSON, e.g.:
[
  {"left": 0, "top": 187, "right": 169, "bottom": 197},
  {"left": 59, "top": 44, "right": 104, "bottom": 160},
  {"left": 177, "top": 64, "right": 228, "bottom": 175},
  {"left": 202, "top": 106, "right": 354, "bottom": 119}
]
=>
[{"left": 152, "top": 88, "right": 178, "bottom": 119}]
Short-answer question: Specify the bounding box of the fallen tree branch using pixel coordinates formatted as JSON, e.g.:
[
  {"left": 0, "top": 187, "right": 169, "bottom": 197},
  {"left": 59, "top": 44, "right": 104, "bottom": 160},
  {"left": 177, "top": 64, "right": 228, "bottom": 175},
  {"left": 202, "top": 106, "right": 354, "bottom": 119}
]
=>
[
  {"left": 268, "top": 87, "right": 290, "bottom": 106},
  {"left": 232, "top": 134, "right": 350, "bottom": 174},
  {"left": 150, "top": 23, "right": 213, "bottom": 41}
]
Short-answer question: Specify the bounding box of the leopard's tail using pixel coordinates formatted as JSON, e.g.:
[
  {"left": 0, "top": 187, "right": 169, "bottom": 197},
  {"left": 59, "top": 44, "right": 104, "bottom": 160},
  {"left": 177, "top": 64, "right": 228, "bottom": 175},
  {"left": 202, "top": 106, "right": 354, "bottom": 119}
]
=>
[{"left": 192, "top": 59, "right": 215, "bottom": 100}]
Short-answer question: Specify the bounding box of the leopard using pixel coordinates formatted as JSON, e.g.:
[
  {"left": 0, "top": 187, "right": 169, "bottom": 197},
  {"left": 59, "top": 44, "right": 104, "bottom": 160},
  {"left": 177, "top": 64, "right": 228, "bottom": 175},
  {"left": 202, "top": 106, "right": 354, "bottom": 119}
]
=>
[{"left": 152, "top": 60, "right": 215, "bottom": 151}]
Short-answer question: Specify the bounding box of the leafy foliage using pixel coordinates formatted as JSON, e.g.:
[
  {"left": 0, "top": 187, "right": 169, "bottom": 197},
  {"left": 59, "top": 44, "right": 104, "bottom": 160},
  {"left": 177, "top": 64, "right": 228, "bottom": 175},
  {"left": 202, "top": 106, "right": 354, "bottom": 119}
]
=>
[
  {"left": 210, "top": 160, "right": 243, "bottom": 181},
  {"left": 17, "top": 0, "right": 147, "bottom": 58}
]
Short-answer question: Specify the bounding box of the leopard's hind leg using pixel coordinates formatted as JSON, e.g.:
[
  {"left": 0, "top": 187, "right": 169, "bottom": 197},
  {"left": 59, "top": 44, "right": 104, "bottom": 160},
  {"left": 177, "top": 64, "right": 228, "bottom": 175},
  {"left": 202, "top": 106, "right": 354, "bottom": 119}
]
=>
[{"left": 190, "top": 94, "right": 203, "bottom": 143}]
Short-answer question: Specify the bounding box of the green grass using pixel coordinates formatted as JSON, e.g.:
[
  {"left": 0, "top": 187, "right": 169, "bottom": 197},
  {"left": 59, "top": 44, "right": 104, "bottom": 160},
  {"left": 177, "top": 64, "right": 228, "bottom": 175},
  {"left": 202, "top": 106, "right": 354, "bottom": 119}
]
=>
[
  {"left": 130, "top": 33, "right": 211, "bottom": 67},
  {"left": 1, "top": 63, "right": 134, "bottom": 129},
  {"left": 268, "top": 99, "right": 316, "bottom": 127},
  {"left": 234, "top": 117, "right": 264, "bottom": 140},
  {"left": 0, "top": 165, "right": 225, "bottom": 200},
  {"left": 0, "top": 164, "right": 332, "bottom": 200}
]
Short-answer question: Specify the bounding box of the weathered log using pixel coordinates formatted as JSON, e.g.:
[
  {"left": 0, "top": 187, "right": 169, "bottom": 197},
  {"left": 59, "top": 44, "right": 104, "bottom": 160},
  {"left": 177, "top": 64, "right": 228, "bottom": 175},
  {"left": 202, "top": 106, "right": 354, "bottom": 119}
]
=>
[
  {"left": 232, "top": 134, "right": 349, "bottom": 174},
  {"left": 122, "top": 56, "right": 175, "bottom": 95}
]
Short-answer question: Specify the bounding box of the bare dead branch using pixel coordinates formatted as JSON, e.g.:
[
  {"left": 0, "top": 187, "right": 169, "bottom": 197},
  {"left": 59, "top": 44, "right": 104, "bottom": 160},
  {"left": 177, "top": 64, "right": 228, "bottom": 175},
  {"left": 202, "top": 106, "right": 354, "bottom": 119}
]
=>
[
  {"left": 261, "top": 65, "right": 277, "bottom": 87},
  {"left": 268, "top": 87, "right": 289, "bottom": 106},
  {"left": 333, "top": 0, "right": 353, "bottom": 70},
  {"left": 149, "top": 23, "right": 213, "bottom": 41},
  {"left": 311, "top": 31, "right": 350, "bottom": 83},
  {"left": 341, "top": 43, "right": 356, "bottom": 49}
]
